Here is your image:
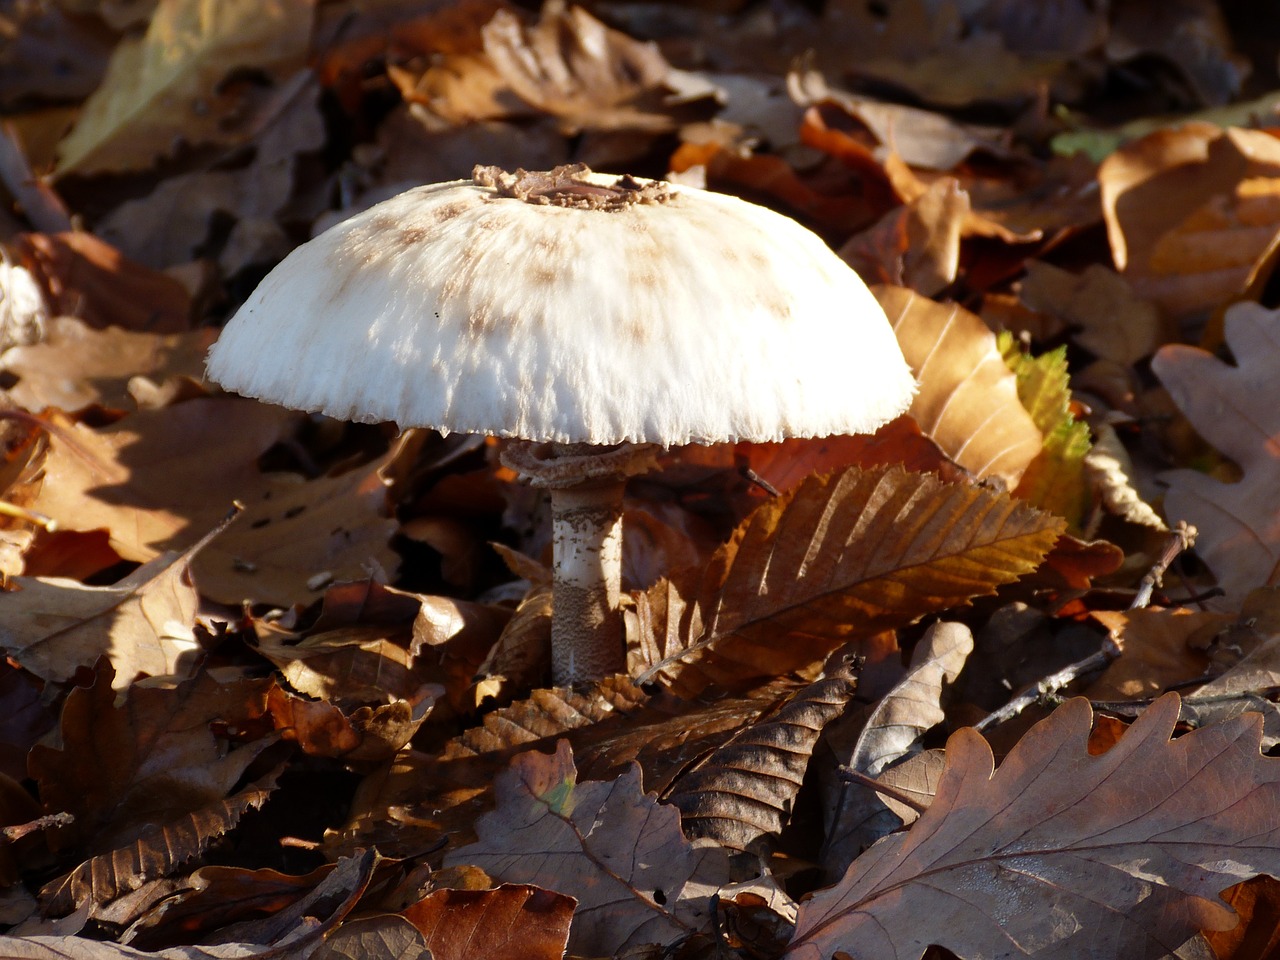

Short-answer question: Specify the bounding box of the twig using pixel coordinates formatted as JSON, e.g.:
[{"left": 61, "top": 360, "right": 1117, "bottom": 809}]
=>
[
  {"left": 0, "top": 123, "right": 72, "bottom": 233},
  {"left": 973, "top": 523, "right": 1199, "bottom": 734},
  {"left": 837, "top": 765, "right": 930, "bottom": 814}
]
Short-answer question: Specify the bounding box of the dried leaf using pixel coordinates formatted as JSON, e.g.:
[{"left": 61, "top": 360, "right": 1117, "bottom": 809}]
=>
[
  {"left": 401, "top": 884, "right": 575, "bottom": 960},
  {"left": 1083, "top": 422, "right": 1168, "bottom": 530},
  {"left": 310, "top": 916, "right": 429, "bottom": 960},
  {"left": 0, "top": 519, "right": 216, "bottom": 687},
  {"left": 1, "top": 317, "right": 213, "bottom": 414},
  {"left": 665, "top": 662, "right": 858, "bottom": 854},
  {"left": 55, "top": 0, "right": 316, "bottom": 175},
  {"left": 1087, "top": 608, "right": 1224, "bottom": 701},
  {"left": 481, "top": 4, "right": 676, "bottom": 133},
  {"left": 445, "top": 740, "right": 730, "bottom": 957},
  {"left": 1152, "top": 301, "right": 1280, "bottom": 601},
  {"left": 878, "top": 285, "right": 1043, "bottom": 487},
  {"left": 824, "top": 622, "right": 972, "bottom": 873},
  {"left": 1100, "top": 125, "right": 1280, "bottom": 320},
  {"left": 637, "top": 465, "right": 1064, "bottom": 699},
  {"left": 40, "top": 771, "right": 279, "bottom": 917},
  {"left": 28, "top": 662, "right": 275, "bottom": 854},
  {"left": 788, "top": 694, "right": 1280, "bottom": 960},
  {"left": 1000, "top": 333, "right": 1093, "bottom": 530}
]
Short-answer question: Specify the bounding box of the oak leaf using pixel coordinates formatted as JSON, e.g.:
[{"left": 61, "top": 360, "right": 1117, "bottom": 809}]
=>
[
  {"left": 787, "top": 694, "right": 1280, "bottom": 960},
  {"left": 636, "top": 465, "right": 1064, "bottom": 699},
  {"left": 1152, "top": 301, "right": 1280, "bottom": 602},
  {"left": 444, "top": 739, "right": 730, "bottom": 957}
]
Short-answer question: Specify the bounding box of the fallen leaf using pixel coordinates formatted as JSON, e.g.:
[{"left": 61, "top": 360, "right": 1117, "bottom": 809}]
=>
[
  {"left": 27, "top": 662, "right": 275, "bottom": 853},
  {"left": 1082, "top": 422, "right": 1168, "bottom": 530},
  {"left": 878, "top": 285, "right": 1044, "bottom": 487},
  {"left": 481, "top": 3, "right": 678, "bottom": 134},
  {"left": 665, "top": 661, "right": 858, "bottom": 854},
  {"left": 1100, "top": 125, "right": 1280, "bottom": 320},
  {"left": 0, "top": 519, "right": 221, "bottom": 687},
  {"left": 1152, "top": 301, "right": 1280, "bottom": 602},
  {"left": 445, "top": 740, "right": 731, "bottom": 957},
  {"left": 309, "top": 915, "right": 429, "bottom": 960},
  {"left": 401, "top": 883, "right": 575, "bottom": 960},
  {"left": 636, "top": 465, "right": 1063, "bottom": 699},
  {"left": 0, "top": 317, "right": 213, "bottom": 414},
  {"left": 55, "top": 0, "right": 316, "bottom": 175},
  {"left": 1001, "top": 333, "right": 1093, "bottom": 530},
  {"left": 788, "top": 694, "right": 1280, "bottom": 959},
  {"left": 823, "top": 622, "right": 972, "bottom": 874}
]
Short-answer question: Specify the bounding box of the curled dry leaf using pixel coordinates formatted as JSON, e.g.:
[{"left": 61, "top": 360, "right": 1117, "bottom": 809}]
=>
[
  {"left": 1100, "top": 125, "right": 1280, "bottom": 320},
  {"left": 877, "top": 285, "right": 1043, "bottom": 487},
  {"left": 481, "top": 3, "right": 676, "bottom": 133},
  {"left": 665, "top": 661, "right": 859, "bottom": 854},
  {"left": 636, "top": 464, "right": 1064, "bottom": 699},
  {"left": 1152, "top": 301, "right": 1280, "bottom": 602},
  {"left": 445, "top": 740, "right": 730, "bottom": 957},
  {"left": 1082, "top": 422, "right": 1167, "bottom": 530},
  {"left": 788, "top": 694, "right": 1280, "bottom": 960},
  {"left": 823, "top": 621, "right": 972, "bottom": 874}
]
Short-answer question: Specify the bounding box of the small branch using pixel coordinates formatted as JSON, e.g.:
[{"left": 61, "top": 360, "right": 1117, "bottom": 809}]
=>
[
  {"left": 837, "top": 765, "right": 930, "bottom": 814},
  {"left": 973, "top": 521, "right": 1200, "bottom": 734}
]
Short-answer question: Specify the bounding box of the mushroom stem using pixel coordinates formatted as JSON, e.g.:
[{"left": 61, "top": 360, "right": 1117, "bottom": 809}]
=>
[{"left": 549, "top": 478, "right": 627, "bottom": 685}]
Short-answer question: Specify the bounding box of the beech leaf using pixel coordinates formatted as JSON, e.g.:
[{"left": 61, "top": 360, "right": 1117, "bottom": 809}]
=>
[
  {"left": 401, "top": 883, "right": 575, "bottom": 960},
  {"left": 637, "top": 464, "right": 1064, "bottom": 698},
  {"left": 878, "top": 285, "right": 1043, "bottom": 487},
  {"left": 787, "top": 694, "right": 1280, "bottom": 960},
  {"left": 444, "top": 739, "right": 730, "bottom": 957}
]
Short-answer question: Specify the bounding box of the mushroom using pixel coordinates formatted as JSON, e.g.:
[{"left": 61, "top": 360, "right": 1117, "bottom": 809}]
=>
[{"left": 206, "top": 164, "right": 915, "bottom": 686}]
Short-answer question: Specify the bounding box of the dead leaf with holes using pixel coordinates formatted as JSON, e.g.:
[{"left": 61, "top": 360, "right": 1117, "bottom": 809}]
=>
[
  {"left": 444, "top": 740, "right": 730, "bottom": 957},
  {"left": 1152, "top": 301, "right": 1280, "bottom": 602},
  {"left": 787, "top": 694, "right": 1280, "bottom": 960}
]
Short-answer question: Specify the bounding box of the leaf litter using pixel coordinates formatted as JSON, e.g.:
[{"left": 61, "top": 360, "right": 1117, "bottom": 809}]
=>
[{"left": 2, "top": 0, "right": 1280, "bottom": 957}]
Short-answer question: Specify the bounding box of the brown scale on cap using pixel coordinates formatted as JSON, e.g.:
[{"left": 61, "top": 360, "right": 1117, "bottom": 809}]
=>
[{"left": 473, "top": 163, "right": 672, "bottom": 210}]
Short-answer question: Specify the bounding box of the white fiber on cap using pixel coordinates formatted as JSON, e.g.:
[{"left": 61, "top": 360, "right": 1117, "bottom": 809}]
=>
[{"left": 206, "top": 168, "right": 915, "bottom": 446}]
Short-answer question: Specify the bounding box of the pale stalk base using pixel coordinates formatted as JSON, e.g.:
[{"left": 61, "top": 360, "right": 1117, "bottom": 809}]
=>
[{"left": 549, "top": 479, "right": 626, "bottom": 686}]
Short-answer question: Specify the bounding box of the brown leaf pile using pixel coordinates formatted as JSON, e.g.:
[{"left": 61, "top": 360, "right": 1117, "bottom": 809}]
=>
[{"left": 2, "top": 1, "right": 1280, "bottom": 958}]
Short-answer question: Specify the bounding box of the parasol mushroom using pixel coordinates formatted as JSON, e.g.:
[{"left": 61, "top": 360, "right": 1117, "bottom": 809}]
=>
[{"left": 206, "top": 164, "right": 915, "bottom": 686}]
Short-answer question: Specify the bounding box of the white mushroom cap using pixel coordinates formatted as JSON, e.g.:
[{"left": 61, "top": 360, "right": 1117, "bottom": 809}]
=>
[{"left": 207, "top": 166, "right": 914, "bottom": 446}]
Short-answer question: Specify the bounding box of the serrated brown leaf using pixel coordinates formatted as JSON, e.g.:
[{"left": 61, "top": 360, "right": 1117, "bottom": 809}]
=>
[
  {"left": 28, "top": 662, "right": 275, "bottom": 855},
  {"left": 877, "top": 285, "right": 1043, "bottom": 487},
  {"left": 665, "top": 662, "right": 858, "bottom": 854},
  {"left": 40, "top": 770, "right": 280, "bottom": 917},
  {"left": 787, "top": 694, "right": 1280, "bottom": 960},
  {"left": 444, "top": 740, "right": 730, "bottom": 957},
  {"left": 637, "top": 465, "right": 1064, "bottom": 699},
  {"left": 401, "top": 883, "right": 575, "bottom": 960}
]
